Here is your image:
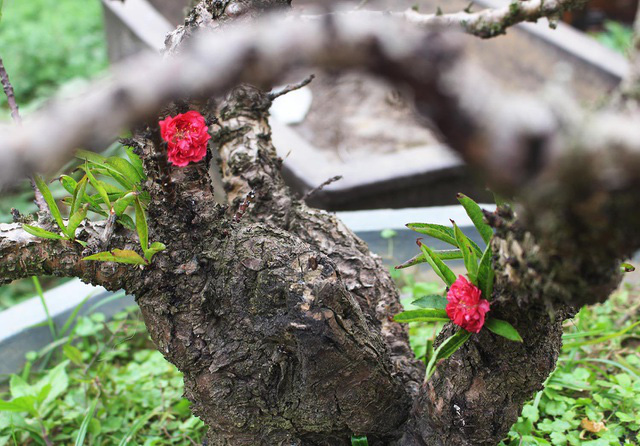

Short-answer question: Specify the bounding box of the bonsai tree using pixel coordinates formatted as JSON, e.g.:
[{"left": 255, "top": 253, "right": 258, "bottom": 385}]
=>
[{"left": 2, "top": 0, "right": 639, "bottom": 444}]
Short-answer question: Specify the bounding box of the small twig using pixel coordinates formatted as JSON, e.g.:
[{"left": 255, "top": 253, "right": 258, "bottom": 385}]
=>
[
  {"left": 267, "top": 74, "right": 315, "bottom": 101},
  {"left": 302, "top": 175, "right": 342, "bottom": 201},
  {"left": 233, "top": 190, "right": 256, "bottom": 223},
  {"left": 30, "top": 178, "right": 50, "bottom": 215},
  {"left": 1, "top": 55, "right": 50, "bottom": 214},
  {"left": 400, "top": 0, "right": 588, "bottom": 38},
  {"left": 0, "top": 56, "right": 21, "bottom": 124},
  {"left": 184, "top": 433, "right": 199, "bottom": 446},
  {"left": 101, "top": 209, "right": 117, "bottom": 247}
]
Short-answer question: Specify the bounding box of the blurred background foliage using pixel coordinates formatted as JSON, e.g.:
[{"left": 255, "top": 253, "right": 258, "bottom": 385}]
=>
[{"left": 0, "top": 0, "right": 107, "bottom": 115}]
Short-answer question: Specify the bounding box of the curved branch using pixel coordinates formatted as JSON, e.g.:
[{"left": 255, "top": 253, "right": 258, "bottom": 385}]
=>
[
  {"left": 0, "top": 221, "right": 141, "bottom": 292},
  {"left": 0, "top": 4, "right": 590, "bottom": 189},
  {"left": 400, "top": 0, "right": 588, "bottom": 38}
]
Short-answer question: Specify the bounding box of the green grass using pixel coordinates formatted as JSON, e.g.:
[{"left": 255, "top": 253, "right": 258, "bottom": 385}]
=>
[
  {"left": 0, "top": 0, "right": 108, "bottom": 115},
  {"left": 0, "top": 302, "right": 206, "bottom": 445},
  {"left": 592, "top": 21, "right": 634, "bottom": 56},
  {"left": 500, "top": 285, "right": 640, "bottom": 446}
]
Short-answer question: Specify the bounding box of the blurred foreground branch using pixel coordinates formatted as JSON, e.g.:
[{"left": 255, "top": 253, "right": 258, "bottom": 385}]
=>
[
  {"left": 0, "top": 2, "right": 602, "bottom": 191},
  {"left": 400, "top": 0, "right": 588, "bottom": 38}
]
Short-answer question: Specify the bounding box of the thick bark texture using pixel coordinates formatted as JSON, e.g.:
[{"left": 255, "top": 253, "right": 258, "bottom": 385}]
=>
[
  {"left": 0, "top": 220, "right": 140, "bottom": 293},
  {"left": 123, "top": 79, "right": 417, "bottom": 444}
]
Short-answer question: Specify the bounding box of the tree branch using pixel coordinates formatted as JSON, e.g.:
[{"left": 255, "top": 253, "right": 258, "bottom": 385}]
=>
[
  {"left": 0, "top": 4, "right": 590, "bottom": 189},
  {"left": 0, "top": 55, "right": 50, "bottom": 214},
  {"left": 0, "top": 221, "right": 141, "bottom": 292},
  {"left": 0, "top": 56, "right": 22, "bottom": 124},
  {"left": 399, "top": 0, "right": 588, "bottom": 38}
]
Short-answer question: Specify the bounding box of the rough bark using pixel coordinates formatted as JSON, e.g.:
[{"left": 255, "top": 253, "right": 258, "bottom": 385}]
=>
[
  {"left": 123, "top": 113, "right": 413, "bottom": 444},
  {"left": 0, "top": 220, "right": 141, "bottom": 293},
  {"left": 213, "top": 84, "right": 424, "bottom": 396}
]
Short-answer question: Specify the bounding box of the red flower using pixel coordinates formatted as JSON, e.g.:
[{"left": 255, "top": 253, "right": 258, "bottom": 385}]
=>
[
  {"left": 446, "top": 275, "right": 490, "bottom": 333},
  {"left": 159, "top": 111, "right": 211, "bottom": 167}
]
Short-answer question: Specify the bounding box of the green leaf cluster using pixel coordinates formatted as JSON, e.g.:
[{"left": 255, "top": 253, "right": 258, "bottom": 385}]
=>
[
  {"left": 394, "top": 194, "right": 522, "bottom": 380},
  {"left": 400, "top": 193, "right": 494, "bottom": 300},
  {"left": 22, "top": 147, "right": 165, "bottom": 266},
  {"left": 501, "top": 287, "right": 640, "bottom": 445}
]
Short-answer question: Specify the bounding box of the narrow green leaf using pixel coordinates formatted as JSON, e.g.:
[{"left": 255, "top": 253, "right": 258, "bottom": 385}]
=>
[
  {"left": 425, "top": 329, "right": 471, "bottom": 381},
  {"left": 59, "top": 175, "right": 78, "bottom": 194},
  {"left": 75, "top": 149, "right": 106, "bottom": 164},
  {"left": 425, "top": 338, "right": 434, "bottom": 364},
  {"left": 75, "top": 398, "right": 98, "bottom": 446},
  {"left": 493, "top": 191, "right": 509, "bottom": 207},
  {"left": 59, "top": 295, "right": 90, "bottom": 337},
  {"left": 419, "top": 243, "right": 457, "bottom": 287},
  {"left": 453, "top": 221, "right": 478, "bottom": 284},
  {"left": 412, "top": 294, "right": 449, "bottom": 310},
  {"left": 394, "top": 309, "right": 449, "bottom": 323},
  {"left": 144, "top": 241, "right": 166, "bottom": 262},
  {"left": 22, "top": 224, "right": 67, "bottom": 240},
  {"left": 113, "top": 192, "right": 139, "bottom": 216},
  {"left": 70, "top": 176, "right": 88, "bottom": 216},
  {"left": 351, "top": 436, "right": 369, "bottom": 446},
  {"left": 562, "top": 321, "right": 640, "bottom": 350},
  {"left": 457, "top": 193, "right": 493, "bottom": 244},
  {"left": 477, "top": 246, "right": 495, "bottom": 300},
  {"left": 407, "top": 223, "right": 457, "bottom": 246},
  {"left": 134, "top": 198, "right": 148, "bottom": 253},
  {"left": 395, "top": 249, "right": 463, "bottom": 270},
  {"left": 82, "top": 249, "right": 147, "bottom": 265},
  {"left": 62, "top": 177, "right": 106, "bottom": 216},
  {"left": 125, "top": 146, "right": 145, "bottom": 179},
  {"left": 84, "top": 163, "right": 133, "bottom": 190},
  {"left": 67, "top": 204, "right": 89, "bottom": 238},
  {"left": 117, "top": 214, "right": 136, "bottom": 231},
  {"left": 437, "top": 329, "right": 472, "bottom": 360},
  {"left": 98, "top": 181, "right": 125, "bottom": 196},
  {"left": 84, "top": 164, "right": 110, "bottom": 208},
  {"left": 106, "top": 157, "right": 143, "bottom": 184},
  {"left": 63, "top": 345, "right": 84, "bottom": 366},
  {"left": 33, "top": 174, "right": 66, "bottom": 232},
  {"left": 485, "top": 318, "right": 523, "bottom": 342},
  {"left": 621, "top": 262, "right": 635, "bottom": 273},
  {"left": 407, "top": 222, "right": 483, "bottom": 256},
  {"left": 62, "top": 197, "right": 108, "bottom": 217},
  {"left": 118, "top": 408, "right": 158, "bottom": 446},
  {"left": 88, "top": 192, "right": 123, "bottom": 206}
]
